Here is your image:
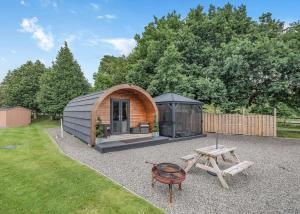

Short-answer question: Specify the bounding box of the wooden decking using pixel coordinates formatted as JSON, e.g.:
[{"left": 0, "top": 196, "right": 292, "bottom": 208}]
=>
[
  {"left": 102, "top": 133, "right": 153, "bottom": 143},
  {"left": 95, "top": 136, "right": 169, "bottom": 153},
  {"left": 95, "top": 134, "right": 206, "bottom": 153}
]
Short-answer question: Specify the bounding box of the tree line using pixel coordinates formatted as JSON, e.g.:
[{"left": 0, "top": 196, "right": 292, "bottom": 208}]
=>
[
  {"left": 94, "top": 4, "right": 300, "bottom": 115},
  {"left": 0, "top": 42, "right": 90, "bottom": 118},
  {"left": 1, "top": 3, "right": 300, "bottom": 118}
]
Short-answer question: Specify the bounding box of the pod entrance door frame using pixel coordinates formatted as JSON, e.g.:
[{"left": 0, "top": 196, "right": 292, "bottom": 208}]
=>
[{"left": 110, "top": 99, "right": 130, "bottom": 135}]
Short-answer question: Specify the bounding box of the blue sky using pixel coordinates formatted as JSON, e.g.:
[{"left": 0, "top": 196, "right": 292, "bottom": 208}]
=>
[{"left": 0, "top": 0, "right": 300, "bottom": 84}]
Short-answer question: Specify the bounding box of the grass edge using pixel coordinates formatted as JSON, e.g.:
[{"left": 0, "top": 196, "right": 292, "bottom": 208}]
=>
[{"left": 44, "top": 129, "right": 165, "bottom": 213}]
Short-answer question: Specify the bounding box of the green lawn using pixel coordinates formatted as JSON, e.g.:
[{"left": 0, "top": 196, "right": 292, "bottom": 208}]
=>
[
  {"left": 277, "top": 129, "right": 300, "bottom": 138},
  {"left": 0, "top": 120, "right": 164, "bottom": 214},
  {"left": 277, "top": 121, "right": 300, "bottom": 138}
]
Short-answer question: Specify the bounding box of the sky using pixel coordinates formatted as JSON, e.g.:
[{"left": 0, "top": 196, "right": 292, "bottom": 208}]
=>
[{"left": 0, "top": 0, "right": 300, "bottom": 85}]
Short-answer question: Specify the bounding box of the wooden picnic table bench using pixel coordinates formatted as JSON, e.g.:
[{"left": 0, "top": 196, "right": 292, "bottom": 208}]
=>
[{"left": 181, "top": 145, "right": 253, "bottom": 189}]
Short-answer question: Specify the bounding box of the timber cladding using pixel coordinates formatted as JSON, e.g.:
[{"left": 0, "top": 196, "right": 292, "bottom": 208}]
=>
[
  {"left": 0, "top": 107, "right": 31, "bottom": 128},
  {"left": 203, "top": 112, "right": 277, "bottom": 137},
  {"left": 63, "top": 84, "right": 158, "bottom": 146},
  {"left": 96, "top": 90, "right": 151, "bottom": 128}
]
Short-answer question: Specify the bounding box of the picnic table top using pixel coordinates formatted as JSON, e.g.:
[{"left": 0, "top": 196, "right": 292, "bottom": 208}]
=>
[{"left": 195, "top": 145, "right": 237, "bottom": 157}]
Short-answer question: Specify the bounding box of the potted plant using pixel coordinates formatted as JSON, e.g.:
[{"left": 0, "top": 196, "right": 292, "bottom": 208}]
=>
[
  {"left": 152, "top": 115, "right": 159, "bottom": 137},
  {"left": 96, "top": 117, "right": 105, "bottom": 144}
]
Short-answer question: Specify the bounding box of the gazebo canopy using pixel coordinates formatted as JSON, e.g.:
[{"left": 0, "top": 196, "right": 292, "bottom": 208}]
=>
[{"left": 154, "top": 93, "right": 201, "bottom": 104}]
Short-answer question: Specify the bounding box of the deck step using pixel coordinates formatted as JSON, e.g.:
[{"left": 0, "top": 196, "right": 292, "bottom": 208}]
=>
[
  {"left": 95, "top": 136, "right": 170, "bottom": 153},
  {"left": 223, "top": 161, "right": 253, "bottom": 176},
  {"left": 180, "top": 154, "right": 197, "bottom": 161}
]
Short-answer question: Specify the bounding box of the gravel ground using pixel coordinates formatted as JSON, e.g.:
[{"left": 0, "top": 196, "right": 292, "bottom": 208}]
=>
[{"left": 47, "top": 128, "right": 300, "bottom": 214}]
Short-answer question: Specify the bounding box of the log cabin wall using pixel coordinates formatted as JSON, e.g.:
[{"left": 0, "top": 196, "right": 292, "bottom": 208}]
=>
[{"left": 95, "top": 89, "right": 155, "bottom": 131}]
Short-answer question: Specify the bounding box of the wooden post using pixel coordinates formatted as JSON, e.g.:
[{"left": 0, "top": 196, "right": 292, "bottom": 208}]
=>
[
  {"left": 33, "top": 110, "right": 37, "bottom": 120},
  {"left": 273, "top": 108, "right": 277, "bottom": 137},
  {"left": 258, "top": 115, "right": 262, "bottom": 136},
  {"left": 172, "top": 103, "right": 176, "bottom": 138},
  {"left": 60, "top": 118, "right": 64, "bottom": 138},
  {"left": 242, "top": 108, "right": 245, "bottom": 135},
  {"left": 201, "top": 108, "right": 204, "bottom": 135}
]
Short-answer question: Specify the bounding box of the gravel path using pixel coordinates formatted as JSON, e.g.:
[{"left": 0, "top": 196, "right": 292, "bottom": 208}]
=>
[{"left": 47, "top": 129, "right": 300, "bottom": 214}]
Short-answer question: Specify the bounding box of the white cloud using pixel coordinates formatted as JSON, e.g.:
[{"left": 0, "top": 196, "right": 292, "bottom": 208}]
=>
[
  {"left": 87, "top": 34, "right": 100, "bottom": 46},
  {"left": 85, "top": 33, "right": 136, "bottom": 56},
  {"left": 101, "top": 38, "right": 136, "bottom": 56},
  {"left": 10, "top": 49, "right": 17, "bottom": 54},
  {"left": 96, "top": 14, "right": 117, "bottom": 20},
  {"left": 20, "top": 17, "right": 54, "bottom": 51},
  {"left": 65, "top": 34, "right": 79, "bottom": 44},
  {"left": 89, "top": 3, "right": 99, "bottom": 11},
  {"left": 0, "top": 57, "right": 6, "bottom": 64},
  {"left": 38, "top": 58, "right": 46, "bottom": 65},
  {"left": 20, "top": 0, "right": 26, "bottom": 5},
  {"left": 40, "top": 0, "right": 57, "bottom": 8},
  {"left": 69, "top": 9, "right": 76, "bottom": 14}
]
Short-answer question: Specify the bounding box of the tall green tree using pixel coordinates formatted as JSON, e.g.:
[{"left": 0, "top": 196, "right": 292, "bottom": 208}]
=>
[
  {"left": 215, "top": 36, "right": 298, "bottom": 111},
  {"left": 92, "top": 3, "right": 300, "bottom": 114},
  {"left": 93, "top": 55, "right": 127, "bottom": 90},
  {"left": 148, "top": 44, "right": 191, "bottom": 96},
  {"left": 192, "top": 76, "right": 227, "bottom": 108},
  {"left": 127, "top": 12, "right": 183, "bottom": 89},
  {"left": 257, "top": 13, "right": 284, "bottom": 38},
  {"left": 0, "top": 71, "right": 11, "bottom": 107},
  {"left": 37, "top": 42, "right": 90, "bottom": 116},
  {"left": 283, "top": 22, "right": 300, "bottom": 108},
  {"left": 0, "top": 84, "right": 5, "bottom": 107},
  {"left": 1, "top": 61, "right": 46, "bottom": 114}
]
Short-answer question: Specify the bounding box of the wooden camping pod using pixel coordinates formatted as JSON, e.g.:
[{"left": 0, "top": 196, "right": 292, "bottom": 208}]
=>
[{"left": 63, "top": 84, "right": 158, "bottom": 146}]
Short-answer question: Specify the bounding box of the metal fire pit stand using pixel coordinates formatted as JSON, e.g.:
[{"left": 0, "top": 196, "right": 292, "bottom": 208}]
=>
[
  {"left": 148, "top": 162, "right": 186, "bottom": 204},
  {"left": 151, "top": 174, "right": 183, "bottom": 204}
]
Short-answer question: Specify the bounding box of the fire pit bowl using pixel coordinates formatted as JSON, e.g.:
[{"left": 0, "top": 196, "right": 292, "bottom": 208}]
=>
[{"left": 149, "top": 162, "right": 186, "bottom": 203}]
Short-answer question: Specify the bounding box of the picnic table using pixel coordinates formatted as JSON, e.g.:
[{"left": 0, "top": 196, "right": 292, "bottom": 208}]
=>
[{"left": 181, "top": 145, "right": 253, "bottom": 189}]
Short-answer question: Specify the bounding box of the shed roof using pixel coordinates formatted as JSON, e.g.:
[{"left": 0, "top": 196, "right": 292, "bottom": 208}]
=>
[
  {"left": 154, "top": 93, "right": 201, "bottom": 104},
  {"left": 0, "top": 106, "right": 31, "bottom": 111}
]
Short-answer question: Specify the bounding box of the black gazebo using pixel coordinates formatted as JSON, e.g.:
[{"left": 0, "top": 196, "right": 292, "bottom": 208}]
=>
[{"left": 154, "top": 93, "right": 203, "bottom": 138}]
